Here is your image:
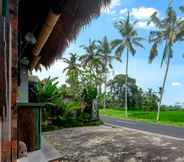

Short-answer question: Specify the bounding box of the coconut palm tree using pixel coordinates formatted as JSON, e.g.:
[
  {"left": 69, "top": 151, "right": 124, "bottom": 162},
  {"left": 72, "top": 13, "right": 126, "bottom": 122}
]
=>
[
  {"left": 80, "top": 40, "right": 99, "bottom": 68},
  {"left": 63, "top": 53, "right": 81, "bottom": 75},
  {"left": 148, "top": 4, "right": 184, "bottom": 121},
  {"left": 96, "top": 36, "right": 116, "bottom": 108},
  {"left": 63, "top": 53, "right": 81, "bottom": 97},
  {"left": 111, "top": 12, "right": 144, "bottom": 118},
  {"left": 80, "top": 40, "right": 103, "bottom": 87}
]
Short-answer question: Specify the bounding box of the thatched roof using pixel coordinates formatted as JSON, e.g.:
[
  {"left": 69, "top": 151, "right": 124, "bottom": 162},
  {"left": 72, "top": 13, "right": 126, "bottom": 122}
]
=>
[{"left": 18, "top": 0, "right": 111, "bottom": 69}]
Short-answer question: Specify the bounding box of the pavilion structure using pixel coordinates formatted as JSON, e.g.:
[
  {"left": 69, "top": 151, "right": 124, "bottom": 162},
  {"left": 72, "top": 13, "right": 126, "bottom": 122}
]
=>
[{"left": 0, "top": 0, "right": 111, "bottom": 161}]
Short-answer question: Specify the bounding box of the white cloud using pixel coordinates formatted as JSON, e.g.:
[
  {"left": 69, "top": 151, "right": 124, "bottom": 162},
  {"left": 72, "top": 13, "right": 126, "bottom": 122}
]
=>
[
  {"left": 117, "top": 7, "right": 160, "bottom": 30},
  {"left": 171, "top": 82, "right": 182, "bottom": 87},
  {"left": 119, "top": 8, "right": 128, "bottom": 15},
  {"left": 131, "top": 7, "right": 159, "bottom": 20},
  {"left": 131, "top": 7, "right": 159, "bottom": 30},
  {"left": 33, "top": 61, "right": 67, "bottom": 85},
  {"left": 136, "top": 21, "right": 155, "bottom": 30},
  {"left": 101, "top": 0, "right": 121, "bottom": 15},
  {"left": 111, "top": 10, "right": 117, "bottom": 15},
  {"left": 109, "top": 0, "right": 121, "bottom": 9}
]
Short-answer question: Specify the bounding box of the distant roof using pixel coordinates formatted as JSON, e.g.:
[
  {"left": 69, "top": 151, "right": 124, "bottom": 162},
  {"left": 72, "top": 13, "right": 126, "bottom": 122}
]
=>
[{"left": 16, "top": 0, "right": 111, "bottom": 69}]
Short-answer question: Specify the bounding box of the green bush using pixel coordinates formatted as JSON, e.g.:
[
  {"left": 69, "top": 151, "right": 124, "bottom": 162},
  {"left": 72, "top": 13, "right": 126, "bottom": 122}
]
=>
[{"left": 30, "top": 77, "right": 102, "bottom": 131}]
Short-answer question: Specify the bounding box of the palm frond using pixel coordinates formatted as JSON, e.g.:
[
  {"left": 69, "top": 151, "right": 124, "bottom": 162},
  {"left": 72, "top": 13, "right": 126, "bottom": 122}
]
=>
[
  {"left": 167, "top": 6, "right": 177, "bottom": 23},
  {"left": 114, "top": 45, "right": 125, "bottom": 60},
  {"left": 180, "top": 6, "right": 184, "bottom": 12},
  {"left": 149, "top": 31, "right": 163, "bottom": 43},
  {"left": 62, "top": 58, "right": 70, "bottom": 63},
  {"left": 148, "top": 12, "right": 162, "bottom": 28},
  {"left": 132, "top": 40, "right": 144, "bottom": 48},
  {"left": 132, "top": 37, "right": 145, "bottom": 49},
  {"left": 111, "top": 39, "right": 122, "bottom": 49},
  {"left": 63, "top": 67, "right": 68, "bottom": 72},
  {"left": 149, "top": 43, "right": 158, "bottom": 63},
  {"left": 128, "top": 42, "right": 136, "bottom": 56}
]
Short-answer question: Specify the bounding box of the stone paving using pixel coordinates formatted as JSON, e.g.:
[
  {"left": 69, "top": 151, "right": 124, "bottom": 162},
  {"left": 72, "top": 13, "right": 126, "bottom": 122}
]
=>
[{"left": 44, "top": 126, "right": 184, "bottom": 162}]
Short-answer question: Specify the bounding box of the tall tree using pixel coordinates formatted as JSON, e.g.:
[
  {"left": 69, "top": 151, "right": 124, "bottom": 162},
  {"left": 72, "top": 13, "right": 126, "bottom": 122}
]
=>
[
  {"left": 148, "top": 4, "right": 184, "bottom": 121},
  {"left": 142, "top": 89, "right": 159, "bottom": 112},
  {"left": 107, "top": 74, "right": 141, "bottom": 109},
  {"left": 97, "top": 36, "right": 115, "bottom": 108},
  {"left": 63, "top": 53, "right": 81, "bottom": 99},
  {"left": 111, "top": 12, "right": 144, "bottom": 118},
  {"left": 80, "top": 40, "right": 103, "bottom": 88}
]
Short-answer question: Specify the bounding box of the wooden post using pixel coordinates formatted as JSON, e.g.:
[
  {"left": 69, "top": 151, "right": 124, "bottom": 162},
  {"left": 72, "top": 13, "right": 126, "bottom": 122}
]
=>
[
  {"left": 9, "top": 0, "right": 18, "bottom": 160},
  {"left": 0, "top": 17, "right": 12, "bottom": 162}
]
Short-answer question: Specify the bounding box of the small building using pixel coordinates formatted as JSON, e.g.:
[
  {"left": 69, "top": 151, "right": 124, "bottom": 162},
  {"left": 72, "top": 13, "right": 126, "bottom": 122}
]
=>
[{"left": 0, "top": 0, "right": 111, "bottom": 161}]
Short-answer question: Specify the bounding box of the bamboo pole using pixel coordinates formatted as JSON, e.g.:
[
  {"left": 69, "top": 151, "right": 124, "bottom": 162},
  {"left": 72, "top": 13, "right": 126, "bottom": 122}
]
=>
[
  {"left": 30, "top": 10, "right": 61, "bottom": 69},
  {"left": 32, "top": 10, "right": 60, "bottom": 57},
  {"left": 30, "top": 56, "right": 41, "bottom": 70}
]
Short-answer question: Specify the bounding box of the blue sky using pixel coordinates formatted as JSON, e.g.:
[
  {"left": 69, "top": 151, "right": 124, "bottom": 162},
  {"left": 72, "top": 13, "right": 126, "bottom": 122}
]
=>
[{"left": 34, "top": 0, "right": 184, "bottom": 105}]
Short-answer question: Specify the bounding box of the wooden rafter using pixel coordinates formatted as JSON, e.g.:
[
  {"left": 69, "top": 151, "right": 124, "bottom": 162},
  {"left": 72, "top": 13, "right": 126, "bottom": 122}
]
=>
[{"left": 30, "top": 10, "right": 61, "bottom": 70}]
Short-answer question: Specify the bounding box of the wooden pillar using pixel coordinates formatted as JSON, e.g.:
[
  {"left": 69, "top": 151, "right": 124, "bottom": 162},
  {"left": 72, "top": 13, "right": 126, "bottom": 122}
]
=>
[
  {"left": 0, "top": 18, "right": 12, "bottom": 162},
  {"left": 9, "top": 0, "right": 18, "bottom": 161}
]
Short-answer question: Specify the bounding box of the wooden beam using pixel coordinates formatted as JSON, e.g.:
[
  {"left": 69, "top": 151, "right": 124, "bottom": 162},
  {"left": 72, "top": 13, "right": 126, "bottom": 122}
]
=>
[
  {"left": 30, "top": 56, "right": 41, "bottom": 71},
  {"left": 30, "top": 10, "right": 60, "bottom": 70},
  {"left": 32, "top": 11, "right": 60, "bottom": 57}
]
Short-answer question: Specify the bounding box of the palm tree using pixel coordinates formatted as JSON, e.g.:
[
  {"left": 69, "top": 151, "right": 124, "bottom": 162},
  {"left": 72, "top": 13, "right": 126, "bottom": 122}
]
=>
[
  {"left": 80, "top": 40, "right": 103, "bottom": 87},
  {"left": 97, "top": 36, "right": 115, "bottom": 109},
  {"left": 80, "top": 40, "right": 98, "bottom": 68},
  {"left": 111, "top": 12, "right": 144, "bottom": 118},
  {"left": 63, "top": 53, "right": 81, "bottom": 96},
  {"left": 63, "top": 53, "right": 81, "bottom": 75},
  {"left": 148, "top": 4, "right": 184, "bottom": 121}
]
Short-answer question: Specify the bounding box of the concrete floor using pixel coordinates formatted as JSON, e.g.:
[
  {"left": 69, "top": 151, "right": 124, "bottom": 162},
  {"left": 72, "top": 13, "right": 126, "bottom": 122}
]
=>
[{"left": 44, "top": 126, "right": 184, "bottom": 162}]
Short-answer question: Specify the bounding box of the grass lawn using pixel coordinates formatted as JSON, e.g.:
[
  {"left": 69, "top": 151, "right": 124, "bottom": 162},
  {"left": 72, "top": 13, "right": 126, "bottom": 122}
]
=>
[{"left": 100, "top": 108, "right": 184, "bottom": 127}]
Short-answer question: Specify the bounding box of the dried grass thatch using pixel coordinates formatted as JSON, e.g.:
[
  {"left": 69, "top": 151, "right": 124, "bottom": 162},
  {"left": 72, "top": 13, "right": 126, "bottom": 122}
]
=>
[{"left": 18, "top": 0, "right": 111, "bottom": 69}]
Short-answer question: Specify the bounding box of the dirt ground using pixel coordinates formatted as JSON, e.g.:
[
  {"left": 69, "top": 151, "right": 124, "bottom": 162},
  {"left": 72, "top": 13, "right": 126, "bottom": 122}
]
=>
[{"left": 44, "top": 126, "right": 184, "bottom": 162}]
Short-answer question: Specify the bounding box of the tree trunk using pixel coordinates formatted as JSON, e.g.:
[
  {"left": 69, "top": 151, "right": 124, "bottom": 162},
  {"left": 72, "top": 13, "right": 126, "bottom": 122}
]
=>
[
  {"left": 103, "top": 56, "right": 108, "bottom": 109},
  {"left": 157, "top": 56, "right": 171, "bottom": 121},
  {"left": 103, "top": 72, "right": 107, "bottom": 109},
  {"left": 125, "top": 49, "right": 129, "bottom": 118},
  {"left": 99, "top": 83, "right": 102, "bottom": 95}
]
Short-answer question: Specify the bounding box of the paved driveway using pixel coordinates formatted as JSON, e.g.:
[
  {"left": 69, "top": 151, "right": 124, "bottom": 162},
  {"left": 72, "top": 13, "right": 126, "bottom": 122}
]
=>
[{"left": 44, "top": 126, "right": 184, "bottom": 162}]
